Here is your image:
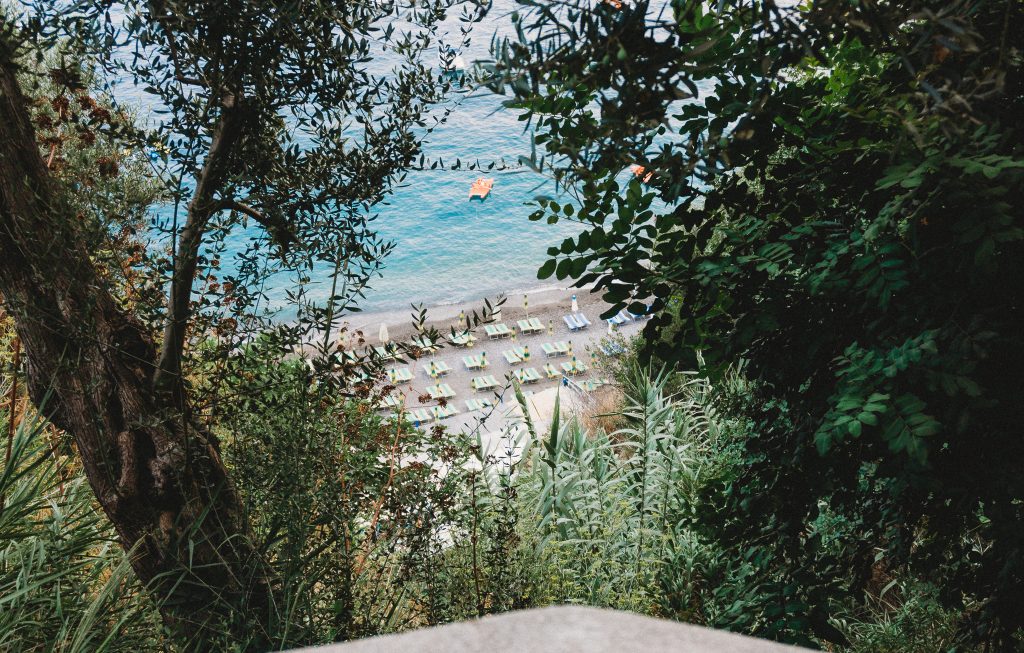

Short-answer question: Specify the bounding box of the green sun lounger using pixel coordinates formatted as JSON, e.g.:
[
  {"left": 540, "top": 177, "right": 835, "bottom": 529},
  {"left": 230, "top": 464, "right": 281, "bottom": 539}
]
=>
[
  {"left": 428, "top": 383, "right": 456, "bottom": 400},
  {"left": 517, "top": 318, "right": 544, "bottom": 335},
  {"left": 426, "top": 360, "right": 452, "bottom": 378},
  {"left": 514, "top": 367, "right": 541, "bottom": 384},
  {"left": 502, "top": 349, "right": 522, "bottom": 365},
  {"left": 465, "top": 398, "right": 495, "bottom": 412},
  {"left": 412, "top": 335, "right": 439, "bottom": 353},
  {"left": 410, "top": 408, "right": 434, "bottom": 424},
  {"left": 449, "top": 331, "right": 477, "bottom": 347},
  {"left": 484, "top": 323, "right": 512, "bottom": 339},
  {"left": 543, "top": 363, "right": 561, "bottom": 379},
  {"left": 431, "top": 404, "right": 458, "bottom": 419},
  {"left": 472, "top": 374, "right": 499, "bottom": 391},
  {"left": 463, "top": 354, "right": 487, "bottom": 370},
  {"left": 561, "top": 360, "right": 587, "bottom": 376},
  {"left": 387, "top": 367, "right": 413, "bottom": 384}
]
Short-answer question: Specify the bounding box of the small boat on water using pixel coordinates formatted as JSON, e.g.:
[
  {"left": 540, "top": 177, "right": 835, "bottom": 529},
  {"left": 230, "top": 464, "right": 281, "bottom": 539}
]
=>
[
  {"left": 438, "top": 43, "right": 466, "bottom": 75},
  {"left": 630, "top": 164, "right": 654, "bottom": 183},
  {"left": 469, "top": 177, "right": 494, "bottom": 200}
]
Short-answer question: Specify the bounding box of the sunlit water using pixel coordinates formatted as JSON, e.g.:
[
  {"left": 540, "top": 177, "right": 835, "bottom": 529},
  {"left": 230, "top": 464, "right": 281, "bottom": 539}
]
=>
[
  {"left": 106, "top": 1, "right": 681, "bottom": 314},
  {"left": 109, "top": 2, "right": 579, "bottom": 314}
]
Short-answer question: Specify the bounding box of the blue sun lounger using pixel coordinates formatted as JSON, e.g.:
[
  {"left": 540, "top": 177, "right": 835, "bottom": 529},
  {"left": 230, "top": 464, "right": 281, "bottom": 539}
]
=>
[
  {"left": 607, "top": 310, "right": 633, "bottom": 326},
  {"left": 599, "top": 341, "right": 627, "bottom": 356},
  {"left": 565, "top": 313, "right": 592, "bottom": 330}
]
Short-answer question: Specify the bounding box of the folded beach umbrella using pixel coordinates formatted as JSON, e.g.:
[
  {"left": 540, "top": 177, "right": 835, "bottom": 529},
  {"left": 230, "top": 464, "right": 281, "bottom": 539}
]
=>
[
  {"left": 608, "top": 320, "right": 615, "bottom": 336},
  {"left": 379, "top": 322, "right": 389, "bottom": 344},
  {"left": 524, "top": 294, "right": 529, "bottom": 318},
  {"left": 571, "top": 294, "right": 578, "bottom": 314}
]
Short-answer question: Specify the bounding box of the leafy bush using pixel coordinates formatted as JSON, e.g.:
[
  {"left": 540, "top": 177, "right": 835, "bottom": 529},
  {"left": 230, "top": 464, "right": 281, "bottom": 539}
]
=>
[
  {"left": 215, "top": 340, "right": 475, "bottom": 647},
  {"left": 495, "top": 1, "right": 1024, "bottom": 646}
]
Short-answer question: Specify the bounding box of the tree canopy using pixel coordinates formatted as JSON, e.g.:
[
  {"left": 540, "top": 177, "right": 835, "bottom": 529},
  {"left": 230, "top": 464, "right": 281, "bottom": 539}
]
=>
[
  {"left": 0, "top": 1, "right": 483, "bottom": 646},
  {"left": 495, "top": 0, "right": 1024, "bottom": 647}
]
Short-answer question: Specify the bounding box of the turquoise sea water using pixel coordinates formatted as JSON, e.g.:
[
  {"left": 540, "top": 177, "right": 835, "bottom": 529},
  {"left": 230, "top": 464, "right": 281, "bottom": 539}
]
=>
[
  {"left": 309, "top": 89, "right": 578, "bottom": 312},
  {"left": 127, "top": 2, "right": 580, "bottom": 314}
]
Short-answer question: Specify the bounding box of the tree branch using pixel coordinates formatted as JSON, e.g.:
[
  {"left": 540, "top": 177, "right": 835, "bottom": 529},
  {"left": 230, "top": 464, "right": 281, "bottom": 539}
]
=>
[
  {"left": 213, "top": 199, "right": 296, "bottom": 253},
  {"left": 153, "top": 95, "right": 243, "bottom": 400}
]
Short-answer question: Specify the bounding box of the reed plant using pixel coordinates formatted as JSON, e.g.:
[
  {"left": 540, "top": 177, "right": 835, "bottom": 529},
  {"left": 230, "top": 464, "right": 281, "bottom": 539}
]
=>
[{"left": 506, "top": 364, "right": 724, "bottom": 617}]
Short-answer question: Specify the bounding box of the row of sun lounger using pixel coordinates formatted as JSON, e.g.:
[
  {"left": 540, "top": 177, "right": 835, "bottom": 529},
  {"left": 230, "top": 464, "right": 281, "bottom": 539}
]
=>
[
  {"left": 394, "top": 396, "right": 502, "bottom": 425},
  {"left": 370, "top": 308, "right": 618, "bottom": 365},
  {"left": 386, "top": 371, "right": 608, "bottom": 426},
  {"left": 501, "top": 343, "right": 577, "bottom": 364},
  {"left": 389, "top": 364, "right": 453, "bottom": 383}
]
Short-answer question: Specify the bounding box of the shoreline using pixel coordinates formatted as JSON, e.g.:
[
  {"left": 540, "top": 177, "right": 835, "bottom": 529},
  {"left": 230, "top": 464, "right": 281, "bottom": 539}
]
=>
[{"left": 338, "top": 284, "right": 612, "bottom": 346}]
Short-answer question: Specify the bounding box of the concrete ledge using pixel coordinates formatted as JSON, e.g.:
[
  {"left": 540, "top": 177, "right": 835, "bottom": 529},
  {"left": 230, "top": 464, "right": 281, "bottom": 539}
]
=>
[{"left": 298, "top": 606, "right": 810, "bottom": 653}]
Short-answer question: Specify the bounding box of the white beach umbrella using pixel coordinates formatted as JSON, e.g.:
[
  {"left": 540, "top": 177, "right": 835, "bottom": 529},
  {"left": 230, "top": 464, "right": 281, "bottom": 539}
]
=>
[
  {"left": 571, "top": 294, "right": 579, "bottom": 313},
  {"left": 378, "top": 322, "right": 389, "bottom": 344}
]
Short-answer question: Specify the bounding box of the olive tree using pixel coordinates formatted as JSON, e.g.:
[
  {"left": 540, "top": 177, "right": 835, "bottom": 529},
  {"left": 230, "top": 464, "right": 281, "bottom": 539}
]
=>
[{"left": 0, "top": 0, "right": 481, "bottom": 646}]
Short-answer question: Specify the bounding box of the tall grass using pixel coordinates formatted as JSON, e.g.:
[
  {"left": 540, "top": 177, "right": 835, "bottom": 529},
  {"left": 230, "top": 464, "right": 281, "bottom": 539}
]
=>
[
  {"left": 507, "top": 364, "right": 724, "bottom": 616},
  {"left": 0, "top": 406, "right": 160, "bottom": 652}
]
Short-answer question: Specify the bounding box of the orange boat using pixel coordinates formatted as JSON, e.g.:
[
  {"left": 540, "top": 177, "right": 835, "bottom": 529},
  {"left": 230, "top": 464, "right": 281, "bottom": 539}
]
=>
[
  {"left": 468, "top": 177, "right": 494, "bottom": 200},
  {"left": 629, "top": 164, "right": 654, "bottom": 183}
]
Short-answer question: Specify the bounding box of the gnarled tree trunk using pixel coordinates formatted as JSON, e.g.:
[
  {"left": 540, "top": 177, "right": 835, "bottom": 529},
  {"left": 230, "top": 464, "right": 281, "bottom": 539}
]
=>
[{"left": 0, "top": 56, "right": 276, "bottom": 649}]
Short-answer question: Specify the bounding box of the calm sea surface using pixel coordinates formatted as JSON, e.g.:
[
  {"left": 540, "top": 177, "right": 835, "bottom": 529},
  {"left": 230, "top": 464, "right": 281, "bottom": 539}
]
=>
[{"left": 118, "top": 2, "right": 582, "bottom": 314}]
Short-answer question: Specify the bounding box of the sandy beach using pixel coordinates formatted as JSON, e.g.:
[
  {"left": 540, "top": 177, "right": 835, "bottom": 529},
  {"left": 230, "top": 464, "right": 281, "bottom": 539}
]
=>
[{"left": 331, "top": 285, "right": 646, "bottom": 434}]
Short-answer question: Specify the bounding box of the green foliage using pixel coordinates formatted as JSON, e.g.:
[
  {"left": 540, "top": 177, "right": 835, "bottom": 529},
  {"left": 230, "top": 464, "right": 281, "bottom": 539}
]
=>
[
  {"left": 215, "top": 339, "right": 474, "bottom": 647},
  {"left": 495, "top": 0, "right": 1024, "bottom": 647},
  {"left": 509, "top": 365, "right": 721, "bottom": 617},
  {"left": 0, "top": 407, "right": 160, "bottom": 652}
]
